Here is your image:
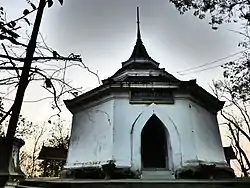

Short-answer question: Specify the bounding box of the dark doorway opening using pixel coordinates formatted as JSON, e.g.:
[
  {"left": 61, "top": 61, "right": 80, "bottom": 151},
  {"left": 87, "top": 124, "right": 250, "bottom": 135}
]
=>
[{"left": 141, "top": 114, "right": 167, "bottom": 169}]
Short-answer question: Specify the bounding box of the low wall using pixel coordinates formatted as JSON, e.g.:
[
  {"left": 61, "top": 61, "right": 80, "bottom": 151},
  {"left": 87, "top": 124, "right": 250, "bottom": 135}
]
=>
[{"left": 19, "top": 178, "right": 250, "bottom": 188}]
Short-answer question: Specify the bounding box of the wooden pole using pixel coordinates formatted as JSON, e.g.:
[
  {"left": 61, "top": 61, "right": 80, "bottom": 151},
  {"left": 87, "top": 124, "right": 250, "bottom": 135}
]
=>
[
  {"left": 6, "top": 0, "right": 46, "bottom": 139},
  {"left": 0, "top": 1, "right": 46, "bottom": 183}
]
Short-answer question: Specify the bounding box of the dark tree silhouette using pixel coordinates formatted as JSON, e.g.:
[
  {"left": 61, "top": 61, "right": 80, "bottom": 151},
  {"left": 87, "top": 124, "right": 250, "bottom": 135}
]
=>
[
  {"left": 0, "top": 98, "right": 4, "bottom": 137},
  {"left": 212, "top": 54, "right": 250, "bottom": 176},
  {"left": 0, "top": 0, "right": 99, "bottom": 181},
  {"left": 213, "top": 79, "right": 250, "bottom": 177},
  {"left": 39, "top": 120, "right": 69, "bottom": 177},
  {"left": 170, "top": 0, "right": 250, "bottom": 29},
  {"left": 0, "top": 0, "right": 98, "bottom": 139},
  {"left": 169, "top": 0, "right": 250, "bottom": 176}
]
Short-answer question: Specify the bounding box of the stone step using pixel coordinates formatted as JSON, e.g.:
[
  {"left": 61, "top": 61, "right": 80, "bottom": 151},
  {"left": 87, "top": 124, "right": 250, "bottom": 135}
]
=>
[
  {"left": 16, "top": 185, "right": 39, "bottom": 188},
  {"left": 15, "top": 178, "right": 250, "bottom": 188},
  {"left": 140, "top": 170, "right": 175, "bottom": 179}
]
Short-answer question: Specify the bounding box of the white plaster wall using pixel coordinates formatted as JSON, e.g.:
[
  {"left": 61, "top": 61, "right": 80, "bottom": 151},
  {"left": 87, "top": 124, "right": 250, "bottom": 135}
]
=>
[
  {"left": 65, "top": 92, "right": 226, "bottom": 171},
  {"left": 112, "top": 93, "right": 197, "bottom": 171},
  {"left": 190, "top": 101, "right": 227, "bottom": 166},
  {"left": 65, "top": 99, "right": 114, "bottom": 169},
  {"left": 112, "top": 92, "right": 226, "bottom": 171}
]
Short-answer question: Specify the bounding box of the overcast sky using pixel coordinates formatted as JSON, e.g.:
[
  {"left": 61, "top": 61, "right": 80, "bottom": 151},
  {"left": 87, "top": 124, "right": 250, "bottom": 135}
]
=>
[{"left": 1, "top": 0, "right": 243, "bottom": 123}]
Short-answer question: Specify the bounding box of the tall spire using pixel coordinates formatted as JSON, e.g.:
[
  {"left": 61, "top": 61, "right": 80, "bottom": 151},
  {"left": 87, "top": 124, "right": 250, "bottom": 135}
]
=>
[
  {"left": 125, "top": 6, "right": 151, "bottom": 63},
  {"left": 137, "top": 6, "right": 141, "bottom": 40}
]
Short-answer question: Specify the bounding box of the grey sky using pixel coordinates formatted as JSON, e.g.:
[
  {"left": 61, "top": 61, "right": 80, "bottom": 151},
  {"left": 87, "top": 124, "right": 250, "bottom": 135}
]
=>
[
  {"left": 1, "top": 0, "right": 243, "bottom": 122},
  {"left": 42, "top": 0, "right": 241, "bottom": 81}
]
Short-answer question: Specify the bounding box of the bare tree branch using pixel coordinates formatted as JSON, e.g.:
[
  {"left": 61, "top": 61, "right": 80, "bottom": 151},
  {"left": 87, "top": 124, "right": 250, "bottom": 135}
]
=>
[
  {"left": 221, "top": 110, "right": 250, "bottom": 142},
  {"left": 2, "top": 7, "right": 38, "bottom": 28},
  {"left": 1, "top": 43, "right": 20, "bottom": 78},
  {"left": 0, "top": 54, "right": 82, "bottom": 62},
  {"left": 0, "top": 105, "right": 12, "bottom": 125}
]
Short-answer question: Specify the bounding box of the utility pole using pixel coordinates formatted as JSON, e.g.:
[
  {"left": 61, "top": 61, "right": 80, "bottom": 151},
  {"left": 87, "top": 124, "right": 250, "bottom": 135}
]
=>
[
  {"left": 0, "top": 0, "right": 46, "bottom": 185},
  {"left": 6, "top": 0, "right": 46, "bottom": 138}
]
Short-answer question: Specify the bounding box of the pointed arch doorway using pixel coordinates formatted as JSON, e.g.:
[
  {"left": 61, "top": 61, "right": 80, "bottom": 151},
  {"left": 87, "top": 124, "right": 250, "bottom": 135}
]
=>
[{"left": 141, "top": 114, "right": 169, "bottom": 169}]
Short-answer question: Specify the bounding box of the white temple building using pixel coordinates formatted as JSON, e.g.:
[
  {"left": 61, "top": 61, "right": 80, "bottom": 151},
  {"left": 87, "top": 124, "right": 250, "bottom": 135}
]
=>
[{"left": 63, "top": 8, "right": 234, "bottom": 179}]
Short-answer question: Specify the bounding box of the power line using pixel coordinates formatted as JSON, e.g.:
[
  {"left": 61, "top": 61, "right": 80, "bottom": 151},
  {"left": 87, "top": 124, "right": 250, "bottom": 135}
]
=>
[
  {"left": 2, "top": 96, "right": 53, "bottom": 103},
  {"left": 177, "top": 50, "right": 247, "bottom": 74},
  {"left": 178, "top": 57, "right": 243, "bottom": 75}
]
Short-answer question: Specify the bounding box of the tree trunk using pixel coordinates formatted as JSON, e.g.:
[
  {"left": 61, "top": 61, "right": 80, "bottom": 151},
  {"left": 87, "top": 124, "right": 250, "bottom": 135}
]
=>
[
  {"left": 6, "top": 0, "right": 46, "bottom": 139},
  {"left": 0, "top": 0, "right": 46, "bottom": 184}
]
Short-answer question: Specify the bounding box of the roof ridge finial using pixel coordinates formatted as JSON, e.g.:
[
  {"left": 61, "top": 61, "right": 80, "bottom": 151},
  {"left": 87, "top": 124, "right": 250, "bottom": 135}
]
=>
[{"left": 137, "top": 6, "right": 141, "bottom": 40}]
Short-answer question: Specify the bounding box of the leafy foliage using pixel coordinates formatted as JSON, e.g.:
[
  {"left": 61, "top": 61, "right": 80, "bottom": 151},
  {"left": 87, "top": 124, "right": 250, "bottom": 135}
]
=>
[
  {"left": 221, "top": 56, "right": 250, "bottom": 101},
  {"left": 18, "top": 120, "right": 68, "bottom": 177},
  {"left": 172, "top": 0, "right": 250, "bottom": 176},
  {"left": 46, "top": 119, "right": 70, "bottom": 149},
  {"left": 0, "top": 0, "right": 99, "bottom": 178},
  {"left": 0, "top": 0, "right": 99, "bottom": 136},
  {"left": 213, "top": 48, "right": 250, "bottom": 176},
  {"left": 20, "top": 122, "right": 47, "bottom": 177},
  {"left": 0, "top": 6, "right": 24, "bottom": 46},
  {"left": 40, "top": 160, "right": 65, "bottom": 177},
  {"left": 47, "top": 0, "right": 63, "bottom": 8},
  {"left": 170, "top": 0, "right": 250, "bottom": 29},
  {"left": 39, "top": 119, "right": 69, "bottom": 177},
  {"left": 0, "top": 97, "right": 33, "bottom": 139},
  {"left": 213, "top": 79, "right": 250, "bottom": 177}
]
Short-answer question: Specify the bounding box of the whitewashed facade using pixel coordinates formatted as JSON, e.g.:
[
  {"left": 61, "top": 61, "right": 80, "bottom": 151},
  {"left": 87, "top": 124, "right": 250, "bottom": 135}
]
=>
[
  {"left": 64, "top": 8, "right": 233, "bottom": 179},
  {"left": 65, "top": 93, "right": 226, "bottom": 171}
]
